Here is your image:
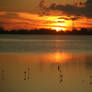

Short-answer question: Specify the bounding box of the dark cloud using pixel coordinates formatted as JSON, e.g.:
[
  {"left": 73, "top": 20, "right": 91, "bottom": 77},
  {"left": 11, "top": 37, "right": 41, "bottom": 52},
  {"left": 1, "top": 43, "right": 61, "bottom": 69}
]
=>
[
  {"left": 49, "top": 4, "right": 83, "bottom": 16},
  {"left": 84, "top": 0, "right": 92, "bottom": 17},
  {"left": 39, "top": 0, "right": 92, "bottom": 18},
  {"left": 39, "top": 0, "right": 49, "bottom": 15},
  {"left": 58, "top": 16, "right": 81, "bottom": 20}
]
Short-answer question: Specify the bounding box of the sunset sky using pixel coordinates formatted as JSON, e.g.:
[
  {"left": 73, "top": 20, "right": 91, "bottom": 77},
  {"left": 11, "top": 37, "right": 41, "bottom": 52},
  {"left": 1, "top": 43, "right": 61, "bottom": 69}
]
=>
[{"left": 0, "top": 0, "right": 92, "bottom": 31}]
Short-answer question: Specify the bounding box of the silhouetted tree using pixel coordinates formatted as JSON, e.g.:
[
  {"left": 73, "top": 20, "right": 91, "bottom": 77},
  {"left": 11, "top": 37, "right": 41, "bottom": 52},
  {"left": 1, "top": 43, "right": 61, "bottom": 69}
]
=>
[
  {"left": 0, "top": 27, "right": 4, "bottom": 33},
  {"left": 0, "top": 27, "right": 92, "bottom": 35}
]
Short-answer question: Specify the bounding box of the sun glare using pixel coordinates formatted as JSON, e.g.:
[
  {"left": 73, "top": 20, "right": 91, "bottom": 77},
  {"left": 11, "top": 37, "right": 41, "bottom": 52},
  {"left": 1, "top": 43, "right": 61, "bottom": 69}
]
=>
[
  {"left": 55, "top": 27, "right": 62, "bottom": 32},
  {"left": 52, "top": 27, "right": 66, "bottom": 32},
  {"left": 54, "top": 52, "right": 70, "bottom": 62},
  {"left": 50, "top": 22, "right": 67, "bottom": 32}
]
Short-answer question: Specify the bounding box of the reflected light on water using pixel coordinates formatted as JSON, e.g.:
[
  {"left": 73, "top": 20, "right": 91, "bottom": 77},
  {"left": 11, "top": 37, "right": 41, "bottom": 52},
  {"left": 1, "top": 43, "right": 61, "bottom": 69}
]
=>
[
  {"left": 30, "top": 52, "right": 72, "bottom": 63},
  {"left": 52, "top": 52, "right": 71, "bottom": 63},
  {"left": 0, "top": 52, "right": 92, "bottom": 64},
  {"left": 0, "top": 52, "right": 72, "bottom": 64},
  {"left": 0, "top": 52, "right": 92, "bottom": 92}
]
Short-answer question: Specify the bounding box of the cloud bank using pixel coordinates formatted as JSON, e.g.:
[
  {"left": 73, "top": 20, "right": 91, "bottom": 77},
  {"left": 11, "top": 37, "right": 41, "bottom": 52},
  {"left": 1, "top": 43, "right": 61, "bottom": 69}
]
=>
[{"left": 39, "top": 0, "right": 92, "bottom": 18}]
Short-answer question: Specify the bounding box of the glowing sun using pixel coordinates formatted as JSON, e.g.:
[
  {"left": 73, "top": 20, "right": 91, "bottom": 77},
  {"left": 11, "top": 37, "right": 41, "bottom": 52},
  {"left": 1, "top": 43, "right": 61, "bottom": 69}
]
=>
[
  {"left": 52, "top": 27, "right": 66, "bottom": 32},
  {"left": 51, "top": 23, "right": 66, "bottom": 32}
]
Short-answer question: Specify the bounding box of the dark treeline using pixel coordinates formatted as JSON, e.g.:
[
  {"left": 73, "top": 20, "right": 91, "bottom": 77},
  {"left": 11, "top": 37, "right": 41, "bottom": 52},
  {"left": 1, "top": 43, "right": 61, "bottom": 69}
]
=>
[{"left": 0, "top": 27, "right": 92, "bottom": 35}]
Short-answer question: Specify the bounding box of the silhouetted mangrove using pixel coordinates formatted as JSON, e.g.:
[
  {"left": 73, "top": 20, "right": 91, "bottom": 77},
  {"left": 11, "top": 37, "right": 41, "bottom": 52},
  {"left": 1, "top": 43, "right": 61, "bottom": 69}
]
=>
[{"left": 0, "top": 27, "right": 92, "bottom": 35}]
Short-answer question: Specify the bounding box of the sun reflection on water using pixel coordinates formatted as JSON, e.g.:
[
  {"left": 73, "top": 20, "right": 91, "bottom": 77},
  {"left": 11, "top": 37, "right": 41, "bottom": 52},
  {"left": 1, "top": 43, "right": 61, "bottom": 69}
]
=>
[{"left": 54, "top": 52, "right": 70, "bottom": 62}]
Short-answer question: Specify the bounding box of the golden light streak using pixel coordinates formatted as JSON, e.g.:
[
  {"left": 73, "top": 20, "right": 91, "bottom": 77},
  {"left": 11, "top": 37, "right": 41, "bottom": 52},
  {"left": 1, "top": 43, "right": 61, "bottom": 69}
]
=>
[
  {"left": 53, "top": 52, "right": 70, "bottom": 62},
  {"left": 0, "top": 11, "right": 92, "bottom": 30},
  {"left": 50, "top": 22, "right": 67, "bottom": 32}
]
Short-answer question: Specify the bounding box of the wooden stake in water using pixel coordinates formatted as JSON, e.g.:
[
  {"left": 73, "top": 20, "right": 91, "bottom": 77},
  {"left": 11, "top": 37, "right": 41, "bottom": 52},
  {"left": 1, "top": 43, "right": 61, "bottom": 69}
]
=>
[
  {"left": 24, "top": 71, "right": 27, "bottom": 80},
  {"left": 1, "top": 70, "right": 5, "bottom": 80},
  {"left": 28, "top": 67, "right": 30, "bottom": 80}
]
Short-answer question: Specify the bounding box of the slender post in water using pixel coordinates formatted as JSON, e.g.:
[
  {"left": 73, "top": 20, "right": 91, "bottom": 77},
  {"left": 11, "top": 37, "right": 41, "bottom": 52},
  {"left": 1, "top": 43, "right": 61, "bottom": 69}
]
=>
[
  {"left": 28, "top": 66, "right": 31, "bottom": 80},
  {"left": 24, "top": 71, "right": 27, "bottom": 80},
  {"left": 1, "top": 70, "right": 5, "bottom": 80}
]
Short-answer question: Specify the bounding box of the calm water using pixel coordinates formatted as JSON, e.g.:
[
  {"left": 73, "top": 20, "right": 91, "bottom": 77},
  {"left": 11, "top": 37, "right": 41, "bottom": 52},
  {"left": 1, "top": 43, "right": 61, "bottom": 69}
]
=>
[{"left": 0, "top": 35, "right": 92, "bottom": 92}]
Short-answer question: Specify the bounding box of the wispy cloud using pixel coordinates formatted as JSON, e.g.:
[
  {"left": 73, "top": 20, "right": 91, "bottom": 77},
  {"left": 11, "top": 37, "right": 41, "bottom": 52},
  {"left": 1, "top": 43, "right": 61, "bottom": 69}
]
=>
[
  {"left": 0, "top": 11, "right": 65, "bottom": 30},
  {"left": 0, "top": 4, "right": 92, "bottom": 30}
]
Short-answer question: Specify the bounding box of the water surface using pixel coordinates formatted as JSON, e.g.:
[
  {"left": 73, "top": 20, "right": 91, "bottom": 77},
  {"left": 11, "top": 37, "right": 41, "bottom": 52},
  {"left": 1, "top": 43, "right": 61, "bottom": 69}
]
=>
[{"left": 0, "top": 35, "right": 92, "bottom": 92}]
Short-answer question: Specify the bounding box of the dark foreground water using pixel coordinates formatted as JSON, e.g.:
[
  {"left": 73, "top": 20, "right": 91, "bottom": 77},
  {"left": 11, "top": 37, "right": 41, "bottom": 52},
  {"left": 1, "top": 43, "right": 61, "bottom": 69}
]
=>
[{"left": 0, "top": 35, "right": 92, "bottom": 92}]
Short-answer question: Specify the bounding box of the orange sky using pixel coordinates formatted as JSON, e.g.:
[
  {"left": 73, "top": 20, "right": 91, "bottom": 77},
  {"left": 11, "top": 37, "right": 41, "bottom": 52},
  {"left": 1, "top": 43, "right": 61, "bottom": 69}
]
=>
[{"left": 0, "top": 0, "right": 92, "bottom": 31}]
